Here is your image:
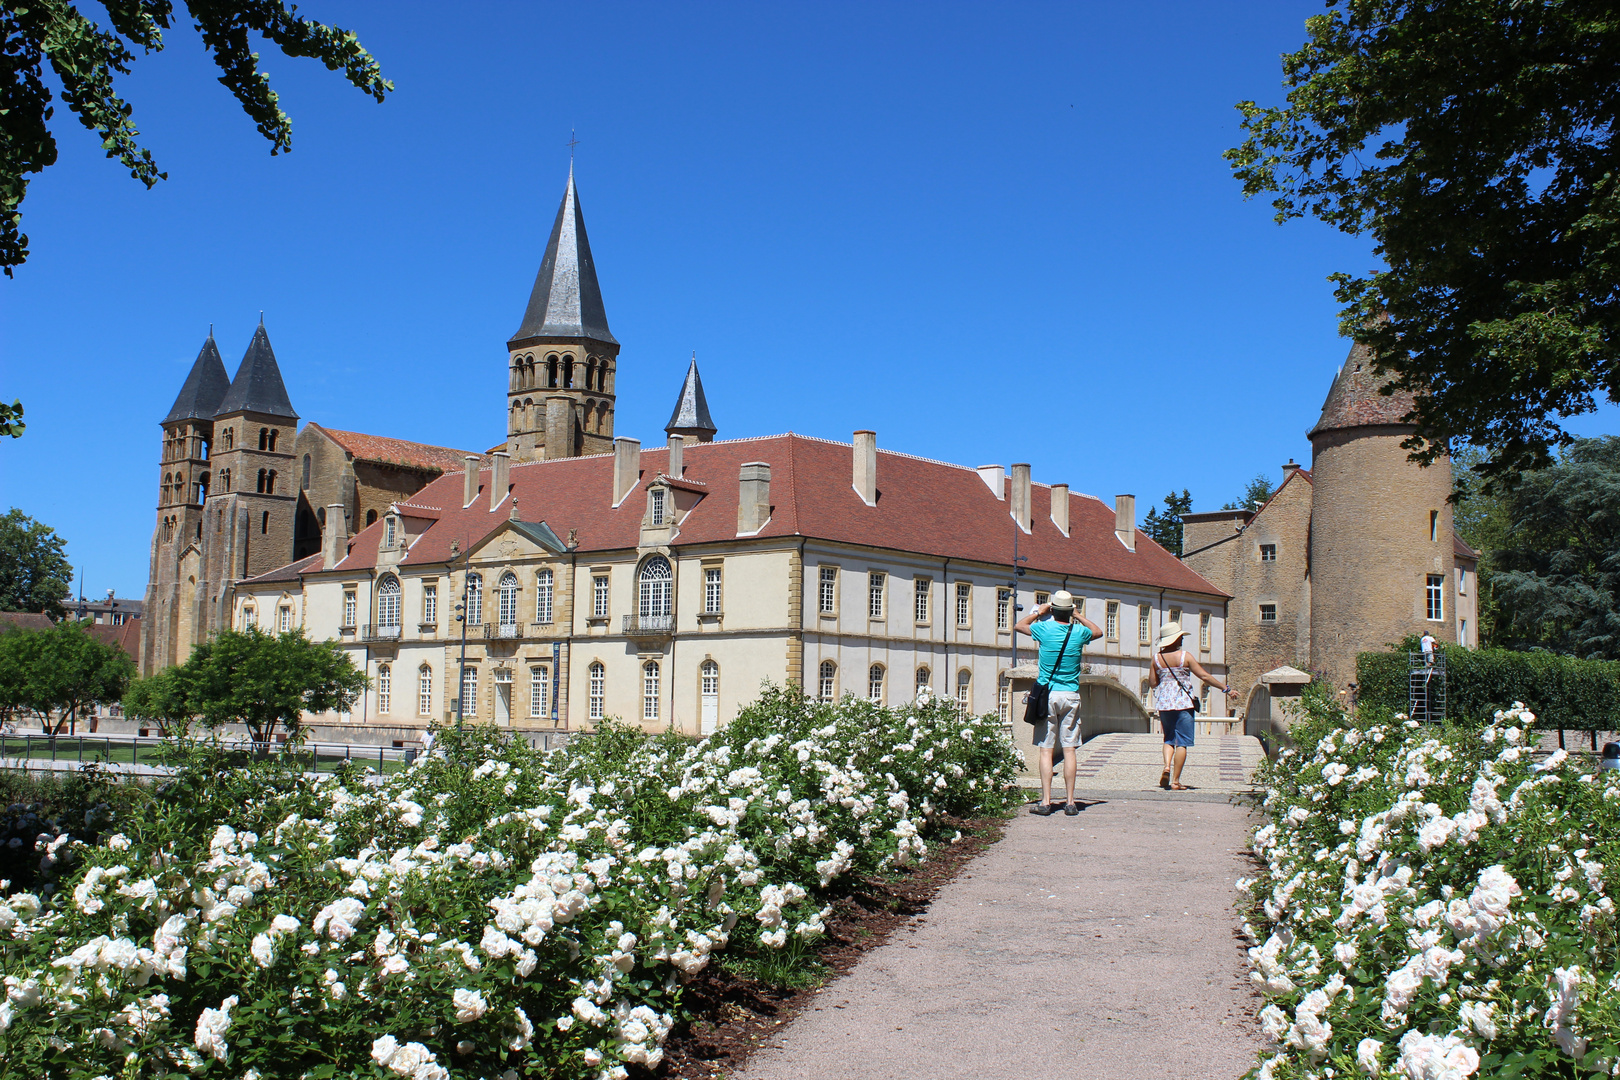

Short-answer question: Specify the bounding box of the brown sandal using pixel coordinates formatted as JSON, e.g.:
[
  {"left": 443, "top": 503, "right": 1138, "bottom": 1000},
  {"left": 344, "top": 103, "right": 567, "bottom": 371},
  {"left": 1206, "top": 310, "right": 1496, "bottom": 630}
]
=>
[
  {"left": 1159, "top": 770, "right": 1172, "bottom": 790},
  {"left": 1171, "top": 783, "right": 1190, "bottom": 791}
]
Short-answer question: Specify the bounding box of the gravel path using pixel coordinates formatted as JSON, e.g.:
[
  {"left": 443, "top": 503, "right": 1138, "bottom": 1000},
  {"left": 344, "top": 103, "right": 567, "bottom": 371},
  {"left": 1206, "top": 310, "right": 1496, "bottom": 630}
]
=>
[{"left": 737, "top": 796, "right": 1264, "bottom": 1080}]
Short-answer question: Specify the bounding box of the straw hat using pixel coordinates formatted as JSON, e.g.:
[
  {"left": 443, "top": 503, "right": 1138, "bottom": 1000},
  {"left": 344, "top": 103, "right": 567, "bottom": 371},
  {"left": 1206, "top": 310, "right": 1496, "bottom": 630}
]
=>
[
  {"left": 1048, "top": 590, "right": 1076, "bottom": 613},
  {"left": 1156, "top": 621, "right": 1186, "bottom": 648}
]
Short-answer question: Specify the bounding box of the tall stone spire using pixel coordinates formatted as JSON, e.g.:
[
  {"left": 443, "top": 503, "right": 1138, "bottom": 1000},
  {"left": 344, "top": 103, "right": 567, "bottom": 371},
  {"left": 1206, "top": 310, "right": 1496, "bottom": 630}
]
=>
[
  {"left": 164, "top": 333, "right": 231, "bottom": 424},
  {"left": 510, "top": 163, "right": 616, "bottom": 346},
  {"left": 665, "top": 355, "right": 717, "bottom": 443},
  {"left": 217, "top": 323, "right": 298, "bottom": 421}
]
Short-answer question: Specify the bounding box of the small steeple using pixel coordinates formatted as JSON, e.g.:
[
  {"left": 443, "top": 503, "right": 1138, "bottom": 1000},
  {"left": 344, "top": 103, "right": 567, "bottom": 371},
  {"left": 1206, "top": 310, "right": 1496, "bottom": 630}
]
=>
[
  {"left": 217, "top": 323, "right": 298, "bottom": 420},
  {"left": 665, "top": 354, "right": 717, "bottom": 443},
  {"left": 510, "top": 164, "right": 617, "bottom": 346},
  {"left": 163, "top": 333, "right": 231, "bottom": 424}
]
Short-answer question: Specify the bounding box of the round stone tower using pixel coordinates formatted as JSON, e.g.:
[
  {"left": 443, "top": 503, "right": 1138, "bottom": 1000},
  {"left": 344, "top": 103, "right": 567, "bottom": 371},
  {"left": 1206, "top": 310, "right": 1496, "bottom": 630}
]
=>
[{"left": 1308, "top": 342, "right": 1456, "bottom": 689}]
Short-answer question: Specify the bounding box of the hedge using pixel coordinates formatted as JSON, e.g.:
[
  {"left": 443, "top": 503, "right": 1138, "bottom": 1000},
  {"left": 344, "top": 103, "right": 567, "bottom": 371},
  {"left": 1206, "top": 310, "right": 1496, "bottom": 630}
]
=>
[{"left": 1356, "top": 636, "right": 1620, "bottom": 730}]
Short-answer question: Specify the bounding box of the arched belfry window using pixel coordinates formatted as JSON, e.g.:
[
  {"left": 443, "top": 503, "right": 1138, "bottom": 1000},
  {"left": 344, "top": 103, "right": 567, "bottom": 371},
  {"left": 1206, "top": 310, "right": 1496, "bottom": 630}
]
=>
[
  {"left": 268, "top": 429, "right": 278, "bottom": 452},
  {"left": 256, "top": 469, "right": 267, "bottom": 493},
  {"left": 547, "top": 355, "right": 558, "bottom": 388},
  {"left": 302, "top": 454, "right": 311, "bottom": 490},
  {"left": 498, "top": 572, "right": 520, "bottom": 630},
  {"left": 258, "top": 428, "right": 269, "bottom": 451},
  {"left": 377, "top": 576, "right": 401, "bottom": 630},
  {"left": 266, "top": 470, "right": 277, "bottom": 494},
  {"left": 639, "top": 556, "right": 672, "bottom": 621}
]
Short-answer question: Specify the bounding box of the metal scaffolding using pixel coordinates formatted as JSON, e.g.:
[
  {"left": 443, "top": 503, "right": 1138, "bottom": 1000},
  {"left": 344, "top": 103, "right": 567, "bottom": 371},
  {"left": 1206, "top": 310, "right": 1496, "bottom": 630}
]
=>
[{"left": 1409, "top": 650, "right": 1446, "bottom": 723}]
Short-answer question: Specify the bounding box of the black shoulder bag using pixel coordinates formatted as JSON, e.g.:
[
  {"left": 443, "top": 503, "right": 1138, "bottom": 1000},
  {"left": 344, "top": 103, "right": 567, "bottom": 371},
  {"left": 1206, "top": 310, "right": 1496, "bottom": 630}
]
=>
[{"left": 1021, "top": 621, "right": 1077, "bottom": 725}]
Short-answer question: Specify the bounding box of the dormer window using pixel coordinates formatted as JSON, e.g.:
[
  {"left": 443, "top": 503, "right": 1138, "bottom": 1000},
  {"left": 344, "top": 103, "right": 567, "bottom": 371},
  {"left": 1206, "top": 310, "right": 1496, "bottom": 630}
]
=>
[
  {"left": 651, "top": 488, "right": 666, "bottom": 526},
  {"left": 384, "top": 516, "right": 397, "bottom": 549}
]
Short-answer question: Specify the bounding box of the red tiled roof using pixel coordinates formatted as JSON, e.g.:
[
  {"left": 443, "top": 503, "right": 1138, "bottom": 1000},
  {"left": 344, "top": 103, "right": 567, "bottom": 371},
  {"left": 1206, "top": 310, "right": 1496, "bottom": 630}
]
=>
[
  {"left": 1453, "top": 533, "right": 1479, "bottom": 561},
  {"left": 0, "top": 611, "right": 53, "bottom": 631},
  {"left": 1310, "top": 342, "right": 1418, "bottom": 436},
  {"left": 315, "top": 434, "right": 1224, "bottom": 597},
  {"left": 87, "top": 618, "right": 141, "bottom": 661},
  {"left": 313, "top": 424, "right": 479, "bottom": 474},
  {"left": 245, "top": 553, "right": 325, "bottom": 585}
]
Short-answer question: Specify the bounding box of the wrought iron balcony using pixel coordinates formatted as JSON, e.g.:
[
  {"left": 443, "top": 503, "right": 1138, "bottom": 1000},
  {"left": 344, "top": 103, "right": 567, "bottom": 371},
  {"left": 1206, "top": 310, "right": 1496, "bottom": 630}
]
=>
[
  {"left": 622, "top": 613, "right": 674, "bottom": 634},
  {"left": 361, "top": 624, "right": 402, "bottom": 642},
  {"left": 484, "top": 622, "right": 524, "bottom": 639}
]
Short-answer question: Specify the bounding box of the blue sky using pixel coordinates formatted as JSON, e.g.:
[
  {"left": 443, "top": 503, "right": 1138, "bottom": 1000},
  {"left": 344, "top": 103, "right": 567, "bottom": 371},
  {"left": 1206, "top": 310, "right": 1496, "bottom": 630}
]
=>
[{"left": 4, "top": 1, "right": 1615, "bottom": 602}]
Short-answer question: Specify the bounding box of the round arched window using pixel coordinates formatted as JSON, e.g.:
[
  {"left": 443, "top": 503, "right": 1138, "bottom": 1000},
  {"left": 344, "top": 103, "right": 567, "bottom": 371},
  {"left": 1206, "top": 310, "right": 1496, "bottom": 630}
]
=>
[{"left": 639, "top": 556, "right": 672, "bottom": 620}]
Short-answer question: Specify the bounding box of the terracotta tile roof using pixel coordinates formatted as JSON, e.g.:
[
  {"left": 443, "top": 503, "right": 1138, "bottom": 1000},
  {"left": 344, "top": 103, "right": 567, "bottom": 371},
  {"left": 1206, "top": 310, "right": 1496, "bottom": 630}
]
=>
[
  {"left": 313, "top": 424, "right": 480, "bottom": 474},
  {"left": 244, "top": 553, "right": 325, "bottom": 585},
  {"left": 1310, "top": 341, "right": 1418, "bottom": 437},
  {"left": 1453, "top": 533, "right": 1479, "bottom": 561},
  {"left": 316, "top": 434, "right": 1224, "bottom": 597},
  {"left": 86, "top": 618, "right": 141, "bottom": 661},
  {"left": 0, "top": 611, "right": 53, "bottom": 631}
]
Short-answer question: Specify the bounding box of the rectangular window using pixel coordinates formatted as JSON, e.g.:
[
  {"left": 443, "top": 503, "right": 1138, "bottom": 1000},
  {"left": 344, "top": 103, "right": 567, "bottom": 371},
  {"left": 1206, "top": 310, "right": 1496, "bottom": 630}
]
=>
[
  {"left": 377, "top": 666, "right": 391, "bottom": 715},
  {"left": 1105, "top": 601, "right": 1119, "bottom": 641},
  {"left": 999, "top": 680, "right": 1009, "bottom": 722},
  {"left": 1426, "top": 574, "right": 1445, "bottom": 621},
  {"left": 643, "top": 663, "right": 660, "bottom": 721},
  {"left": 914, "top": 578, "right": 930, "bottom": 624},
  {"left": 868, "top": 572, "right": 885, "bottom": 619},
  {"left": 589, "top": 664, "right": 605, "bottom": 720},
  {"left": 1169, "top": 607, "right": 1182, "bottom": 627},
  {"left": 1430, "top": 510, "right": 1439, "bottom": 542},
  {"left": 1460, "top": 618, "right": 1468, "bottom": 646},
  {"left": 342, "top": 590, "right": 357, "bottom": 628},
  {"left": 818, "top": 661, "right": 836, "bottom": 702},
  {"left": 422, "top": 583, "right": 437, "bottom": 625},
  {"left": 278, "top": 605, "right": 291, "bottom": 633},
  {"left": 244, "top": 606, "right": 257, "bottom": 630},
  {"left": 418, "top": 666, "right": 432, "bottom": 717},
  {"left": 1457, "top": 566, "right": 1468, "bottom": 595},
  {"left": 465, "top": 577, "right": 482, "bottom": 626},
  {"left": 956, "top": 669, "right": 971, "bottom": 714},
  {"left": 705, "top": 567, "right": 723, "bottom": 614},
  {"left": 1137, "top": 603, "right": 1151, "bottom": 645},
  {"left": 593, "top": 574, "right": 610, "bottom": 618},
  {"left": 1199, "top": 611, "right": 1211, "bottom": 651},
  {"left": 651, "top": 488, "right": 666, "bottom": 526},
  {"left": 867, "top": 665, "right": 884, "bottom": 703},
  {"left": 384, "top": 517, "right": 396, "bottom": 548},
  {"left": 459, "top": 666, "right": 477, "bottom": 718},
  {"left": 1259, "top": 603, "right": 1277, "bottom": 623},
  {"left": 1259, "top": 543, "right": 1277, "bottom": 562},
  {"left": 535, "top": 569, "right": 553, "bottom": 623},
  {"left": 1034, "top": 591, "right": 1050, "bottom": 609},
  {"left": 996, "top": 589, "right": 1011, "bottom": 630},
  {"left": 955, "top": 582, "right": 971, "bottom": 628},
  {"left": 818, "top": 566, "right": 837, "bottom": 614},
  {"left": 530, "top": 666, "right": 549, "bottom": 719}
]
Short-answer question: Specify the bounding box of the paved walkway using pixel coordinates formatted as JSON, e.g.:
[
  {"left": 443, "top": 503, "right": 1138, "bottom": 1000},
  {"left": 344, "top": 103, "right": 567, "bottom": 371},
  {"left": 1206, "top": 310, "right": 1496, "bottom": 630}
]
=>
[
  {"left": 1022, "top": 732, "right": 1266, "bottom": 803},
  {"left": 738, "top": 793, "right": 1265, "bottom": 1080}
]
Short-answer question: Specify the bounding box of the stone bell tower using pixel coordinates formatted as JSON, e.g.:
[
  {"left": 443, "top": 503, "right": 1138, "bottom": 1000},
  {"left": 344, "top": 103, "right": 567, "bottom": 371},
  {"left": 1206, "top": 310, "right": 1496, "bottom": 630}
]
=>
[{"left": 506, "top": 164, "right": 620, "bottom": 463}]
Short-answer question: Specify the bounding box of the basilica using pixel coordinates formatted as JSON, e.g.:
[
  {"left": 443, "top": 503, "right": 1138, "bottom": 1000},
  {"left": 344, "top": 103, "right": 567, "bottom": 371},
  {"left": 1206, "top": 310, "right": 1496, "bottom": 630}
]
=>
[{"left": 142, "top": 168, "right": 1230, "bottom": 736}]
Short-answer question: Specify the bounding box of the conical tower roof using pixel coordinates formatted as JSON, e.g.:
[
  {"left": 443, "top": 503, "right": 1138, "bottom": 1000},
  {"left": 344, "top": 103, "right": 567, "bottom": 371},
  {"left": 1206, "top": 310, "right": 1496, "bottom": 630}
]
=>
[
  {"left": 1308, "top": 340, "right": 1417, "bottom": 439},
  {"left": 217, "top": 323, "right": 298, "bottom": 420},
  {"left": 163, "top": 333, "right": 231, "bottom": 424},
  {"left": 510, "top": 165, "right": 617, "bottom": 346},
  {"left": 665, "top": 356, "right": 717, "bottom": 441}
]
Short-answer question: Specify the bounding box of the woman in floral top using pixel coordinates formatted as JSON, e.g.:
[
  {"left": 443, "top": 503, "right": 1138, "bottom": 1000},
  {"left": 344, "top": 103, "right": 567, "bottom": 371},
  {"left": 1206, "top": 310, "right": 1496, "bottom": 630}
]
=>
[{"left": 1147, "top": 621, "right": 1236, "bottom": 790}]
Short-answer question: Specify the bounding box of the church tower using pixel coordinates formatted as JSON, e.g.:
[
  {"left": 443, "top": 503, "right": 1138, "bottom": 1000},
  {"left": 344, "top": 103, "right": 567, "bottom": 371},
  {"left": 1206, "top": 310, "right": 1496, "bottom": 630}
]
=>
[
  {"left": 665, "top": 356, "right": 718, "bottom": 443},
  {"left": 506, "top": 165, "right": 620, "bottom": 463},
  {"left": 140, "top": 334, "right": 230, "bottom": 673}
]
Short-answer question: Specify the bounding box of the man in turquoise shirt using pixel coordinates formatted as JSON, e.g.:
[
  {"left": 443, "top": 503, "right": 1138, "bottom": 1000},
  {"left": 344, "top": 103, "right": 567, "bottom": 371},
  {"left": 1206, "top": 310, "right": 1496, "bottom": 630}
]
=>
[{"left": 1015, "top": 590, "right": 1100, "bottom": 816}]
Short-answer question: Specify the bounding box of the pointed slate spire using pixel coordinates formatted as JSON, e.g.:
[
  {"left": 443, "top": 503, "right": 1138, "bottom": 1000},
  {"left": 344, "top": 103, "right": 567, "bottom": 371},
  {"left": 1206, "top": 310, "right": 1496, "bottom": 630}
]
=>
[
  {"left": 163, "top": 333, "right": 231, "bottom": 424},
  {"left": 665, "top": 355, "right": 717, "bottom": 443},
  {"left": 510, "top": 164, "right": 617, "bottom": 345},
  {"left": 217, "top": 322, "right": 298, "bottom": 420}
]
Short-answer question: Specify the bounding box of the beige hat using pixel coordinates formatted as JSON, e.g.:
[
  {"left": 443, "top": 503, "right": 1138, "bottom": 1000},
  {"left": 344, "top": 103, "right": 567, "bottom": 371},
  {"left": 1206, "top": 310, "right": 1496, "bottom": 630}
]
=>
[
  {"left": 1156, "top": 621, "right": 1186, "bottom": 648},
  {"left": 1048, "top": 590, "right": 1076, "bottom": 613}
]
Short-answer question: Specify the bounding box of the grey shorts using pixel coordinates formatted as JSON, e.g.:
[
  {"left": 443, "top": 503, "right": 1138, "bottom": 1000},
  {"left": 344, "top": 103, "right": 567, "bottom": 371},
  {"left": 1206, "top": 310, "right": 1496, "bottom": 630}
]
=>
[{"left": 1033, "top": 690, "right": 1082, "bottom": 749}]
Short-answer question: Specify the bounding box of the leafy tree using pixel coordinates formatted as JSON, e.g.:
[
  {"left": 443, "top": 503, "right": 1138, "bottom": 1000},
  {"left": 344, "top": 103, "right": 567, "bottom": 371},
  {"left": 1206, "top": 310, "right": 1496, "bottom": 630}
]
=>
[
  {"left": 0, "top": 399, "right": 21, "bottom": 438},
  {"left": 1227, "top": 0, "right": 1620, "bottom": 487},
  {"left": 122, "top": 665, "right": 196, "bottom": 737},
  {"left": 0, "top": 508, "right": 71, "bottom": 617},
  {"left": 0, "top": 1, "right": 391, "bottom": 276},
  {"left": 1141, "top": 489, "right": 1193, "bottom": 555},
  {"left": 1450, "top": 445, "right": 1514, "bottom": 646},
  {"left": 1490, "top": 436, "right": 1620, "bottom": 659},
  {"left": 183, "top": 626, "right": 365, "bottom": 744},
  {"left": 9, "top": 620, "right": 136, "bottom": 733},
  {"left": 1222, "top": 473, "right": 1275, "bottom": 513},
  {"left": 0, "top": 625, "right": 40, "bottom": 728}
]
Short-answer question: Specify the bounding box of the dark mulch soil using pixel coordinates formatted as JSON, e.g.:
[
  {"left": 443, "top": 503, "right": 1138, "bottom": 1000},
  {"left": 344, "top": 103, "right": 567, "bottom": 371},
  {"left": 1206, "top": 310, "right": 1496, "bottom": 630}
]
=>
[{"left": 637, "top": 814, "right": 1009, "bottom": 1079}]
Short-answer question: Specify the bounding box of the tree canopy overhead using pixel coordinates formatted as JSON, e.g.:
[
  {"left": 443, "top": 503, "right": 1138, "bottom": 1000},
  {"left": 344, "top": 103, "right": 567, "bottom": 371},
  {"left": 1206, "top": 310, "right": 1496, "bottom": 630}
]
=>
[
  {"left": 0, "top": 0, "right": 391, "bottom": 277},
  {"left": 1227, "top": 0, "right": 1620, "bottom": 487}
]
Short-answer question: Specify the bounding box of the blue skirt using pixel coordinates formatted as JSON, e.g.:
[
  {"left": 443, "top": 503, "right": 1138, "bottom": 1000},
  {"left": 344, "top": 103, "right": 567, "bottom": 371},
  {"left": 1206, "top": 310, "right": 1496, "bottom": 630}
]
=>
[{"left": 1160, "top": 709, "right": 1195, "bottom": 747}]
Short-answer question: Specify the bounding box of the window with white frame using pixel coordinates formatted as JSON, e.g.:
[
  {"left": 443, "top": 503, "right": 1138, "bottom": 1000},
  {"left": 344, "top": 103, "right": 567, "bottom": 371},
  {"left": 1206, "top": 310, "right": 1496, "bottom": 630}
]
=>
[
  {"left": 377, "top": 576, "right": 401, "bottom": 629},
  {"left": 955, "top": 582, "right": 971, "bottom": 628},
  {"left": 639, "top": 557, "right": 672, "bottom": 619},
  {"left": 278, "top": 605, "right": 291, "bottom": 633},
  {"left": 464, "top": 573, "right": 483, "bottom": 625},
  {"left": 535, "top": 569, "right": 553, "bottom": 623},
  {"left": 868, "top": 572, "right": 885, "bottom": 619},
  {"left": 1260, "top": 543, "right": 1277, "bottom": 562},
  {"left": 704, "top": 566, "right": 722, "bottom": 614},
  {"left": 818, "top": 660, "right": 836, "bottom": 702},
  {"left": 498, "top": 572, "right": 520, "bottom": 629},
  {"left": 996, "top": 588, "right": 1011, "bottom": 630},
  {"left": 867, "top": 664, "right": 885, "bottom": 703},
  {"left": 650, "top": 488, "right": 666, "bottom": 526},
  {"left": 1426, "top": 574, "right": 1445, "bottom": 621},
  {"left": 1199, "top": 611, "right": 1211, "bottom": 650},
  {"left": 342, "top": 591, "right": 356, "bottom": 628},
  {"left": 384, "top": 516, "right": 396, "bottom": 549},
  {"left": 999, "top": 679, "right": 1009, "bottom": 722},
  {"left": 818, "top": 566, "right": 837, "bottom": 614},
  {"left": 459, "top": 666, "right": 477, "bottom": 717},
  {"left": 592, "top": 574, "right": 610, "bottom": 618},
  {"left": 643, "top": 661, "right": 660, "bottom": 720},
  {"left": 701, "top": 660, "right": 719, "bottom": 699},
  {"left": 1260, "top": 604, "right": 1277, "bottom": 623},
  {"left": 243, "top": 605, "right": 257, "bottom": 629},
  {"left": 1035, "top": 591, "right": 1049, "bottom": 609},
  {"left": 418, "top": 665, "right": 432, "bottom": 716},
  {"left": 956, "top": 669, "right": 971, "bottom": 713},
  {"left": 915, "top": 665, "right": 930, "bottom": 696},
  {"left": 530, "top": 666, "right": 549, "bottom": 720},
  {"left": 1105, "top": 601, "right": 1119, "bottom": 641},
  {"left": 422, "top": 583, "right": 437, "bottom": 625},
  {"left": 588, "top": 662, "right": 605, "bottom": 719},
  {"left": 377, "top": 664, "right": 391, "bottom": 714},
  {"left": 1137, "top": 603, "right": 1151, "bottom": 645},
  {"left": 1169, "top": 606, "right": 1182, "bottom": 627},
  {"left": 914, "top": 578, "right": 930, "bottom": 623}
]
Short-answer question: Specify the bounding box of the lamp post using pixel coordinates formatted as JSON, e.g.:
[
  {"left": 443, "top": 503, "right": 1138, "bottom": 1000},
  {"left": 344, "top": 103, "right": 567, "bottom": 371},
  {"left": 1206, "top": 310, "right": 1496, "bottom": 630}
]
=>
[{"left": 455, "top": 595, "right": 469, "bottom": 732}]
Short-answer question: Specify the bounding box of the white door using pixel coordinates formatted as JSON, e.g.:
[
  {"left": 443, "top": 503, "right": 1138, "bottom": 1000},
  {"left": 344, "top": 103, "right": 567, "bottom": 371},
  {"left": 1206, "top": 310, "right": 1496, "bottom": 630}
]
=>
[
  {"left": 700, "top": 661, "right": 719, "bottom": 735},
  {"left": 494, "top": 674, "right": 512, "bottom": 727}
]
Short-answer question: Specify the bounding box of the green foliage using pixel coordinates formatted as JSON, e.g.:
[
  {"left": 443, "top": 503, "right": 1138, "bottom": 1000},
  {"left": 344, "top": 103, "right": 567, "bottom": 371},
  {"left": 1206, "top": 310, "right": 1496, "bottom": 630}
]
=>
[
  {"left": 1227, "top": 0, "right": 1620, "bottom": 484},
  {"left": 1357, "top": 636, "right": 1620, "bottom": 730},
  {"left": 0, "top": 0, "right": 391, "bottom": 275},
  {"left": 1222, "top": 472, "right": 1274, "bottom": 513},
  {"left": 1142, "top": 489, "right": 1193, "bottom": 555},
  {"left": 0, "top": 765, "right": 143, "bottom": 892},
  {"left": 181, "top": 626, "right": 367, "bottom": 744},
  {"left": 121, "top": 665, "right": 197, "bottom": 737},
  {"left": 0, "top": 398, "right": 22, "bottom": 437},
  {"left": 0, "top": 507, "right": 71, "bottom": 617},
  {"left": 0, "top": 619, "right": 135, "bottom": 732},
  {"left": 1450, "top": 445, "right": 1513, "bottom": 646}
]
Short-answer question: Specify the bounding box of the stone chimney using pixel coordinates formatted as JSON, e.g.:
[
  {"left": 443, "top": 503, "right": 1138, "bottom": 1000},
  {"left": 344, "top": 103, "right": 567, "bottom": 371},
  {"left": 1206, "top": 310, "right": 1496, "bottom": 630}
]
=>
[
  {"left": 977, "top": 465, "right": 1005, "bottom": 499},
  {"left": 1283, "top": 458, "right": 1301, "bottom": 480},
  {"left": 489, "top": 452, "right": 510, "bottom": 511},
  {"left": 322, "top": 503, "right": 348, "bottom": 569},
  {"left": 667, "top": 434, "right": 685, "bottom": 479},
  {"left": 462, "top": 455, "right": 480, "bottom": 508},
  {"left": 1115, "top": 494, "right": 1136, "bottom": 552},
  {"left": 1050, "top": 483, "right": 1070, "bottom": 535},
  {"left": 737, "top": 462, "right": 771, "bottom": 533},
  {"left": 1010, "top": 463, "right": 1032, "bottom": 533},
  {"left": 853, "top": 430, "right": 877, "bottom": 506},
  {"left": 613, "top": 437, "right": 641, "bottom": 506}
]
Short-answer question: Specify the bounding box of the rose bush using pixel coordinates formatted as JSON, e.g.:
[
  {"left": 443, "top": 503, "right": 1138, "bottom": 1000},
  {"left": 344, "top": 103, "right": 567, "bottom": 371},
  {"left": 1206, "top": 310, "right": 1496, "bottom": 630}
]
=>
[
  {"left": 0, "top": 686, "right": 1022, "bottom": 1079},
  {"left": 1239, "top": 685, "right": 1620, "bottom": 1080}
]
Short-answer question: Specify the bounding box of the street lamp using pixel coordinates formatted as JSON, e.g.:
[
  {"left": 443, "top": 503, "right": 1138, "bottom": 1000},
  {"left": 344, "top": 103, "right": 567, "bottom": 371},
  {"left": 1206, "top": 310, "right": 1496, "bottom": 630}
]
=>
[{"left": 455, "top": 597, "right": 469, "bottom": 731}]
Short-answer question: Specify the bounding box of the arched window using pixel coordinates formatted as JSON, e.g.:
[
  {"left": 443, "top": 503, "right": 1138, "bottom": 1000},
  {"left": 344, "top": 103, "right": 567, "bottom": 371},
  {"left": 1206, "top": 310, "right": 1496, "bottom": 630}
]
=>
[
  {"left": 418, "top": 665, "right": 433, "bottom": 716},
  {"left": 256, "top": 469, "right": 267, "bottom": 494},
  {"left": 915, "top": 665, "right": 931, "bottom": 697},
  {"left": 243, "top": 604, "right": 257, "bottom": 629},
  {"left": 643, "top": 660, "right": 660, "bottom": 720},
  {"left": 563, "top": 354, "right": 574, "bottom": 388},
  {"left": 317, "top": 506, "right": 326, "bottom": 527},
  {"left": 377, "top": 664, "right": 392, "bottom": 714},
  {"left": 266, "top": 470, "right": 277, "bottom": 494},
  {"left": 547, "top": 355, "right": 559, "bottom": 388},
  {"left": 302, "top": 454, "right": 311, "bottom": 490},
  {"left": 377, "top": 576, "right": 401, "bottom": 629},
  {"left": 586, "top": 359, "right": 597, "bottom": 391},
  {"left": 221, "top": 468, "right": 231, "bottom": 492},
  {"left": 366, "top": 509, "right": 378, "bottom": 526},
  {"left": 222, "top": 428, "right": 234, "bottom": 451},
  {"left": 162, "top": 473, "right": 173, "bottom": 504},
  {"left": 498, "top": 572, "right": 520, "bottom": 629},
  {"left": 819, "top": 660, "right": 836, "bottom": 702},
  {"left": 956, "top": 669, "right": 972, "bottom": 714},
  {"left": 588, "top": 661, "right": 605, "bottom": 719},
  {"left": 535, "top": 568, "right": 553, "bottom": 624},
  {"left": 259, "top": 428, "right": 269, "bottom": 451},
  {"left": 701, "top": 660, "right": 719, "bottom": 698},
  {"left": 639, "top": 556, "right": 672, "bottom": 621},
  {"left": 464, "top": 572, "right": 483, "bottom": 625},
  {"left": 268, "top": 429, "right": 278, "bottom": 452},
  {"left": 868, "top": 664, "right": 885, "bottom": 704},
  {"left": 195, "top": 472, "right": 210, "bottom": 503}
]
